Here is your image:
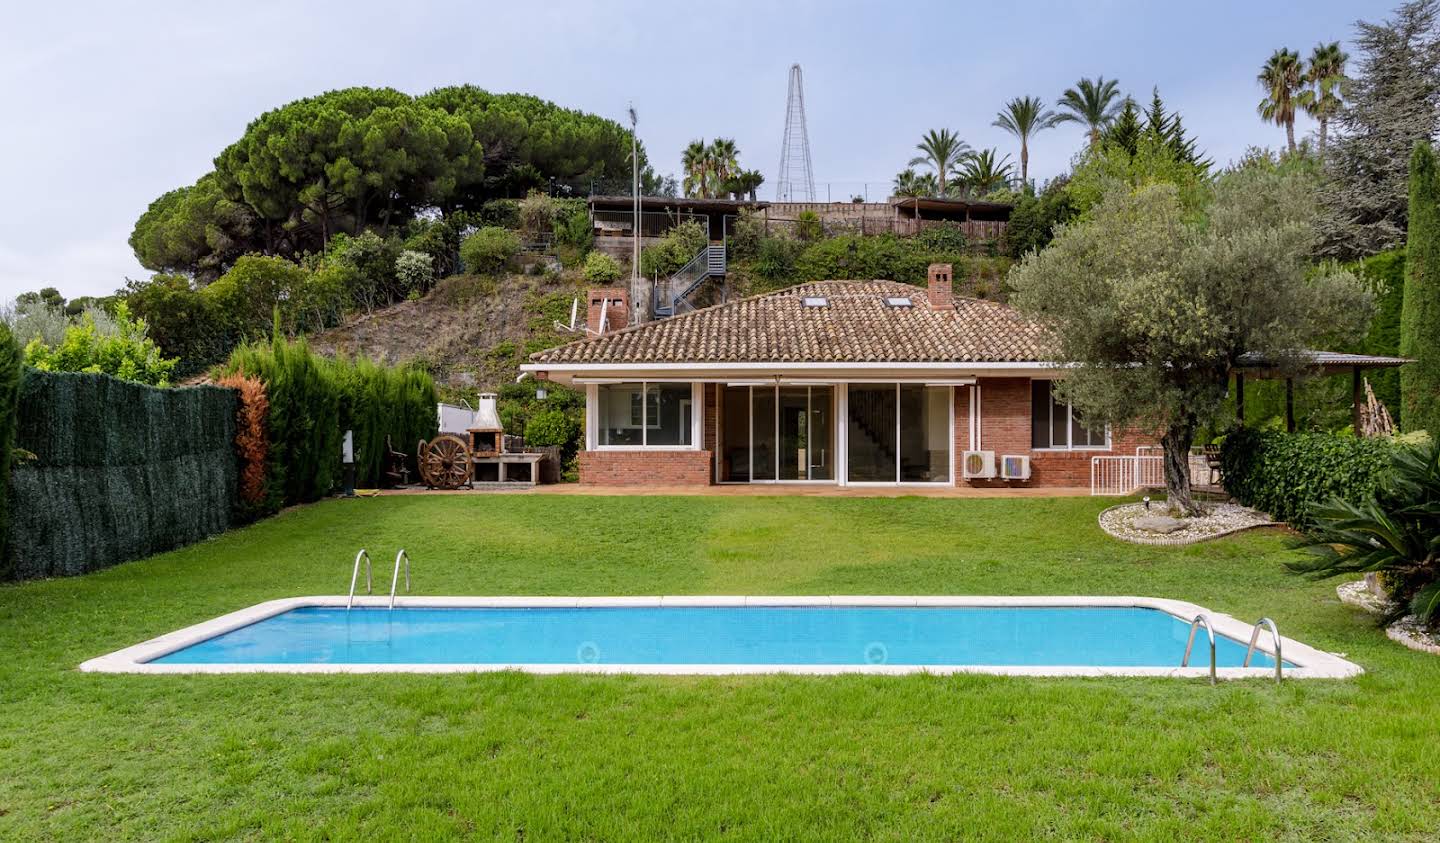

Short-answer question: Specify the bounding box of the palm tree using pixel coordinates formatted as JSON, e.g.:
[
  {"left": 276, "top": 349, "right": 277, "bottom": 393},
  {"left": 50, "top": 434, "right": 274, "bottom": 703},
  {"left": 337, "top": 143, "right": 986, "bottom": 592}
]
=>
[
  {"left": 992, "top": 96, "right": 1060, "bottom": 186},
  {"left": 891, "top": 168, "right": 937, "bottom": 198},
  {"left": 1257, "top": 48, "right": 1306, "bottom": 154},
  {"left": 1297, "top": 41, "right": 1348, "bottom": 159},
  {"left": 1055, "top": 77, "right": 1123, "bottom": 145},
  {"left": 957, "top": 149, "right": 1014, "bottom": 195},
  {"left": 908, "top": 129, "right": 971, "bottom": 195},
  {"left": 681, "top": 139, "right": 709, "bottom": 198},
  {"left": 706, "top": 138, "right": 740, "bottom": 198},
  {"left": 725, "top": 169, "right": 765, "bottom": 201}
]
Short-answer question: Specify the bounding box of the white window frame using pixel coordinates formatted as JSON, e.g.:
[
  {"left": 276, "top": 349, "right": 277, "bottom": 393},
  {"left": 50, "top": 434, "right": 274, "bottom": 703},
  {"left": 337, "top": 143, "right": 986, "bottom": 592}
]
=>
[
  {"left": 587, "top": 381, "right": 701, "bottom": 451},
  {"left": 1030, "top": 379, "right": 1111, "bottom": 452}
]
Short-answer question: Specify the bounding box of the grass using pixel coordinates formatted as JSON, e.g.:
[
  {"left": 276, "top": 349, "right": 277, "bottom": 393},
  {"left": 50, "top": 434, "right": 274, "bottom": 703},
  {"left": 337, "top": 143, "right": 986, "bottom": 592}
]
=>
[{"left": 1, "top": 494, "right": 1438, "bottom": 840}]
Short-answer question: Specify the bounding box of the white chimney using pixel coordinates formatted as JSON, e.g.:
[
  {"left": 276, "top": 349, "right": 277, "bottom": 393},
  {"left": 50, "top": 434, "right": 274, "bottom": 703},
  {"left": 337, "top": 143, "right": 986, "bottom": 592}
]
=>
[{"left": 473, "top": 392, "right": 502, "bottom": 432}]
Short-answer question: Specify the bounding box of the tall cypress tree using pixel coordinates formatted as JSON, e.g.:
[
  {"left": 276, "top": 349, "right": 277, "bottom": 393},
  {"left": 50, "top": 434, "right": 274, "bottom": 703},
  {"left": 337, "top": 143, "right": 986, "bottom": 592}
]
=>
[
  {"left": 1103, "top": 99, "right": 1142, "bottom": 154},
  {"left": 1400, "top": 140, "right": 1440, "bottom": 433}
]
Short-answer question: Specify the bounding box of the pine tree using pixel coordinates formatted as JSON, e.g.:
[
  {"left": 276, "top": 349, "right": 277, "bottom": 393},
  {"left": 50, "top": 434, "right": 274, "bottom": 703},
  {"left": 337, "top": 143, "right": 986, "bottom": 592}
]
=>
[
  {"left": 1319, "top": 0, "right": 1440, "bottom": 259},
  {"left": 1400, "top": 141, "right": 1440, "bottom": 434},
  {"left": 1103, "top": 98, "right": 1142, "bottom": 155}
]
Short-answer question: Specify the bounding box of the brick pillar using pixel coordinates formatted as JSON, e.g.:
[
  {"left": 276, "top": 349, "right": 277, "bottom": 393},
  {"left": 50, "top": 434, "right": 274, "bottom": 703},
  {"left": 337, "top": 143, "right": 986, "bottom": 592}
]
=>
[
  {"left": 586, "top": 287, "right": 629, "bottom": 334},
  {"left": 927, "top": 263, "right": 954, "bottom": 311}
]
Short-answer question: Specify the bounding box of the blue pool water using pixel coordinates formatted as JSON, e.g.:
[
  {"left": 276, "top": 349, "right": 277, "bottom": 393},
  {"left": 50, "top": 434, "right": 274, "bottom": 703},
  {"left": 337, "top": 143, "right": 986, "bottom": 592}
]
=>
[{"left": 152, "top": 606, "right": 1289, "bottom": 668}]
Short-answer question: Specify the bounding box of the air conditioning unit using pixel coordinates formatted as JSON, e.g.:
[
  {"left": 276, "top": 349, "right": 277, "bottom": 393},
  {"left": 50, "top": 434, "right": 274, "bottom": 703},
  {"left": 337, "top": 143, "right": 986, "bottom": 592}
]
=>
[
  {"left": 962, "top": 450, "right": 996, "bottom": 479},
  {"left": 1000, "top": 454, "right": 1032, "bottom": 481}
]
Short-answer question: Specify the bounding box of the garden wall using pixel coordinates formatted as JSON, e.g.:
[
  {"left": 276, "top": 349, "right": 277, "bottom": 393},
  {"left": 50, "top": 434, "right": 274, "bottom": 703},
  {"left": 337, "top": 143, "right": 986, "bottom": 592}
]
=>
[{"left": 5, "top": 371, "right": 238, "bottom": 580}]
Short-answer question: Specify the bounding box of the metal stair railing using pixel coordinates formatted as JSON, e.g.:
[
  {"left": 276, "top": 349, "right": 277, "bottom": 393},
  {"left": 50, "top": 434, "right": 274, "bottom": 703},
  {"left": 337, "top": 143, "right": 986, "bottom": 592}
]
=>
[
  {"left": 347, "top": 549, "right": 372, "bottom": 610},
  {"left": 1181, "top": 613, "right": 1217, "bottom": 685},
  {"left": 1243, "top": 617, "right": 1283, "bottom": 683},
  {"left": 389, "top": 549, "right": 411, "bottom": 609}
]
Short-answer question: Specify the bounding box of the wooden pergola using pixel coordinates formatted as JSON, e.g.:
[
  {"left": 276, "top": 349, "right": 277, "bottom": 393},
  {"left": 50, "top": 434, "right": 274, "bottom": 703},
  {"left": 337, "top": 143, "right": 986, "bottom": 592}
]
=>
[{"left": 1232, "top": 351, "right": 1412, "bottom": 434}]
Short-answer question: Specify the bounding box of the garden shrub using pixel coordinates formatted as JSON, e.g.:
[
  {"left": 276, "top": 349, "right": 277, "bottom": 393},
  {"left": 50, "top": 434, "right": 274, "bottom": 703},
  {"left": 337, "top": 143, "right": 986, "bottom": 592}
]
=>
[
  {"left": 6, "top": 370, "right": 238, "bottom": 579},
  {"left": 639, "top": 220, "right": 708, "bottom": 279},
  {"left": 582, "top": 251, "right": 622, "bottom": 283},
  {"left": 1220, "top": 428, "right": 1398, "bottom": 524},
  {"left": 524, "top": 408, "right": 576, "bottom": 449},
  {"left": 460, "top": 226, "right": 521, "bottom": 276},
  {"left": 23, "top": 302, "right": 177, "bottom": 386},
  {"left": 1290, "top": 441, "right": 1440, "bottom": 627},
  {"left": 794, "top": 210, "right": 823, "bottom": 241},
  {"left": 518, "top": 191, "right": 556, "bottom": 238},
  {"left": 0, "top": 325, "right": 20, "bottom": 575},
  {"left": 395, "top": 250, "right": 435, "bottom": 298},
  {"left": 215, "top": 373, "right": 269, "bottom": 519}
]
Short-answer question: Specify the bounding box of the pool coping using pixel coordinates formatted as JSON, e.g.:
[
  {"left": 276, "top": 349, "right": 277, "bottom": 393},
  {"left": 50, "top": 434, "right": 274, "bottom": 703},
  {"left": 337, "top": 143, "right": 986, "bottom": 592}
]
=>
[{"left": 78, "top": 595, "right": 1364, "bottom": 679}]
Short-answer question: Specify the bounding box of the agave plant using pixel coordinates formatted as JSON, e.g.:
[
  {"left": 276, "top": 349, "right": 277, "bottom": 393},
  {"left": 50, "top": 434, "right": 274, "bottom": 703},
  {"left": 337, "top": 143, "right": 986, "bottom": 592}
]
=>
[{"left": 1290, "top": 442, "right": 1440, "bottom": 626}]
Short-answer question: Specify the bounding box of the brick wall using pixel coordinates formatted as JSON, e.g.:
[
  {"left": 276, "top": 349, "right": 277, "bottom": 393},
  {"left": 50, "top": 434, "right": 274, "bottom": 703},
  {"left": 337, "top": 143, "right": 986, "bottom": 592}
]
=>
[
  {"left": 958, "top": 377, "right": 1159, "bottom": 489},
  {"left": 578, "top": 450, "right": 714, "bottom": 486}
]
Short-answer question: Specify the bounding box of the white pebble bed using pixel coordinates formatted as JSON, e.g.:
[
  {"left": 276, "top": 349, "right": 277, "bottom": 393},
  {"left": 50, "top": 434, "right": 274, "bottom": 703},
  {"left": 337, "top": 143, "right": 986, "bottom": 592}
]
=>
[
  {"left": 1336, "top": 581, "right": 1440, "bottom": 656},
  {"left": 1098, "top": 502, "right": 1278, "bottom": 545}
]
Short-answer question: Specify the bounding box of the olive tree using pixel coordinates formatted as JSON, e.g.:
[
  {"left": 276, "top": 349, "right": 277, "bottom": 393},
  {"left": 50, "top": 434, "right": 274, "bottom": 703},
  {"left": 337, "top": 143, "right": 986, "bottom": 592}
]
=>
[{"left": 1009, "top": 160, "right": 1372, "bottom": 515}]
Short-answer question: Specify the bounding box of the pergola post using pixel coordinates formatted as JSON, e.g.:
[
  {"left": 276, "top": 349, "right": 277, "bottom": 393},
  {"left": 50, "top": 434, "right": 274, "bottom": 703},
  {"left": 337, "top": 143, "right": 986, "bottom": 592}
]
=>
[
  {"left": 1235, "top": 372, "right": 1245, "bottom": 426},
  {"left": 1352, "top": 366, "right": 1363, "bottom": 436},
  {"left": 1285, "top": 378, "right": 1295, "bottom": 433}
]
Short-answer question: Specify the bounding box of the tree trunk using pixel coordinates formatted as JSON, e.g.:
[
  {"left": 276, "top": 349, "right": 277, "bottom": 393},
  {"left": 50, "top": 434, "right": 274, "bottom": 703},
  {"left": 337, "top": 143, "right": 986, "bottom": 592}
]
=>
[
  {"left": 1161, "top": 423, "right": 1203, "bottom": 517},
  {"left": 1021, "top": 138, "right": 1029, "bottom": 186},
  {"left": 1285, "top": 118, "right": 1296, "bottom": 154},
  {"left": 1318, "top": 118, "right": 1328, "bottom": 160}
]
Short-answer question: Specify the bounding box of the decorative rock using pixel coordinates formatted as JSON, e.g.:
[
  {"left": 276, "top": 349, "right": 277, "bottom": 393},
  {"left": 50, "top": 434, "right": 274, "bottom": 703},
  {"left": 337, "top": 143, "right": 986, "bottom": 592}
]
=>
[{"left": 1132, "top": 515, "right": 1185, "bottom": 534}]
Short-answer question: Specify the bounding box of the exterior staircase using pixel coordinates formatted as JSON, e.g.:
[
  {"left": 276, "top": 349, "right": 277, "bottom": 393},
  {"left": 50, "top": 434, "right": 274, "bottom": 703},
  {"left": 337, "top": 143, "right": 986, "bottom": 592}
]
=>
[{"left": 654, "top": 243, "right": 726, "bottom": 317}]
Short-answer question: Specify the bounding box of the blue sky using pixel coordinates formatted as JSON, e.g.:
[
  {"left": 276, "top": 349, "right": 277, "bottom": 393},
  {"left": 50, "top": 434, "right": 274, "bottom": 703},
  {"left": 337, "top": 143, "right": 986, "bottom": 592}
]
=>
[{"left": 0, "top": 0, "right": 1396, "bottom": 300}]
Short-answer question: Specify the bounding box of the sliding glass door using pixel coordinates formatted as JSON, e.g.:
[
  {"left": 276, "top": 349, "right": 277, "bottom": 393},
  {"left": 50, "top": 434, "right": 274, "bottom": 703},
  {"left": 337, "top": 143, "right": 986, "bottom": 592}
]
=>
[
  {"left": 719, "top": 385, "right": 834, "bottom": 483},
  {"left": 845, "top": 384, "right": 951, "bottom": 484}
]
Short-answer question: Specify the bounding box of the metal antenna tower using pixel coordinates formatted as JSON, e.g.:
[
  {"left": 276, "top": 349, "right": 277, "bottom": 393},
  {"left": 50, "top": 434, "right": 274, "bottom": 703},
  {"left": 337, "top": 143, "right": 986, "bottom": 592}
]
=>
[{"left": 776, "top": 64, "right": 815, "bottom": 202}]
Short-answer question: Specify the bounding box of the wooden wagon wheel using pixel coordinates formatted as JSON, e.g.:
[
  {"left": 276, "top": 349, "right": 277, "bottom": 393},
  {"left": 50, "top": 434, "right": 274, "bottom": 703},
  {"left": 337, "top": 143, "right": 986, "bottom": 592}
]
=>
[{"left": 419, "top": 434, "right": 472, "bottom": 490}]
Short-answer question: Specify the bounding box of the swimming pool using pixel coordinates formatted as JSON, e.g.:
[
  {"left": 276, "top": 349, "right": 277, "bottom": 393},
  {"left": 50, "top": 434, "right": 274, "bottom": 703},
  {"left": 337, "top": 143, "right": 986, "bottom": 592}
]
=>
[{"left": 81, "top": 596, "right": 1362, "bottom": 678}]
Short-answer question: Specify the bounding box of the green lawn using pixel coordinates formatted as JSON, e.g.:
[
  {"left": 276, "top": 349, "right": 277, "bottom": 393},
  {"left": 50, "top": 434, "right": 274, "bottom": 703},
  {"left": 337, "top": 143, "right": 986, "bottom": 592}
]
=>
[{"left": 1, "top": 495, "right": 1437, "bottom": 840}]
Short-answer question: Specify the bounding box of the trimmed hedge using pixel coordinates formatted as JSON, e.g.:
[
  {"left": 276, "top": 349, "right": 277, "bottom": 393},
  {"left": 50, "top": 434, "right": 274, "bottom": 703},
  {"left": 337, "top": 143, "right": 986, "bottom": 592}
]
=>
[
  {"left": 1220, "top": 428, "right": 1397, "bottom": 524},
  {"left": 222, "top": 337, "right": 437, "bottom": 509},
  {"left": 5, "top": 370, "right": 238, "bottom": 579},
  {"left": 0, "top": 325, "right": 21, "bottom": 574}
]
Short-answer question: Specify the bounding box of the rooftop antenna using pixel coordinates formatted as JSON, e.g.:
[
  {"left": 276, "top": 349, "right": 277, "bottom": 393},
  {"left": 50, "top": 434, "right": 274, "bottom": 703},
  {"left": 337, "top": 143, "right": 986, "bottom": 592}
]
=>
[
  {"left": 628, "top": 102, "right": 645, "bottom": 324},
  {"left": 776, "top": 64, "right": 816, "bottom": 202}
]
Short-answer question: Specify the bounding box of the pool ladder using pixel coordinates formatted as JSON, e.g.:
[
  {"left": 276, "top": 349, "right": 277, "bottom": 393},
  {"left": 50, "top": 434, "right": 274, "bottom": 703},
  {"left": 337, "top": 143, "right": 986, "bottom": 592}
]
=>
[
  {"left": 1181, "top": 614, "right": 1283, "bottom": 685},
  {"left": 346, "top": 548, "right": 411, "bottom": 610}
]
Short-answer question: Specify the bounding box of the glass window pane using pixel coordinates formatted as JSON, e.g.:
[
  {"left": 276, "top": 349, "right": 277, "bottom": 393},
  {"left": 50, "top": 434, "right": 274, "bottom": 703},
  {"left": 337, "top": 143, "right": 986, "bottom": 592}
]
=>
[
  {"left": 597, "top": 383, "right": 645, "bottom": 446},
  {"left": 808, "top": 387, "right": 834, "bottom": 480},
  {"left": 1070, "top": 408, "right": 1105, "bottom": 448},
  {"left": 720, "top": 386, "right": 751, "bottom": 481},
  {"left": 1031, "top": 381, "right": 1051, "bottom": 449},
  {"left": 778, "top": 387, "right": 809, "bottom": 480},
  {"left": 847, "top": 385, "right": 896, "bottom": 482},
  {"left": 1050, "top": 388, "right": 1068, "bottom": 449},
  {"left": 900, "top": 385, "right": 950, "bottom": 482},
  {"left": 752, "top": 387, "right": 776, "bottom": 480},
  {"left": 647, "top": 383, "right": 692, "bottom": 446}
]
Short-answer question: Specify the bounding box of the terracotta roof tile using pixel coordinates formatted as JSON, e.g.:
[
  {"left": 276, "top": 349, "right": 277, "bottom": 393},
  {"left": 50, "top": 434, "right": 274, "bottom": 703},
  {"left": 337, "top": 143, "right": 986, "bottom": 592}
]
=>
[{"left": 529, "top": 280, "right": 1052, "bottom": 366}]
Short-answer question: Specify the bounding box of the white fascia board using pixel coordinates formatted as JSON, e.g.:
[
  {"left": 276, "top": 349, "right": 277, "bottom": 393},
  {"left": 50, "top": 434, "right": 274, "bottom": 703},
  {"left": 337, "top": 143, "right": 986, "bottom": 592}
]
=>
[{"left": 523, "top": 361, "right": 1065, "bottom": 384}]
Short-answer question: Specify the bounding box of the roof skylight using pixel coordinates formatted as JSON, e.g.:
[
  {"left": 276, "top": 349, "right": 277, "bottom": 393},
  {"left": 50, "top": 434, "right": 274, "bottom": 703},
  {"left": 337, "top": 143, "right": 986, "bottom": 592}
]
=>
[
  {"left": 884, "top": 296, "right": 913, "bottom": 307},
  {"left": 802, "top": 296, "right": 829, "bottom": 307}
]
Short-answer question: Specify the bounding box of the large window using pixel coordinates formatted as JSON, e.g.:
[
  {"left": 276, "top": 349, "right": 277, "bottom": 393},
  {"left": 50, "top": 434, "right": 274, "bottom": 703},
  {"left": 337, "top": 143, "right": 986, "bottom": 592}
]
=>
[
  {"left": 1030, "top": 380, "right": 1107, "bottom": 450},
  {"left": 845, "top": 384, "right": 951, "bottom": 483},
  {"left": 719, "top": 385, "right": 833, "bottom": 481},
  {"left": 597, "top": 382, "right": 693, "bottom": 447}
]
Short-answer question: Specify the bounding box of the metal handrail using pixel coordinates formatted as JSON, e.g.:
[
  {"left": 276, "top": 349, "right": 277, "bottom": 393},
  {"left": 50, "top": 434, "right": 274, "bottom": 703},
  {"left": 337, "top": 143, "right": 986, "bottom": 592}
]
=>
[
  {"left": 1181, "top": 613, "right": 1217, "bottom": 685},
  {"left": 1244, "top": 617, "right": 1283, "bottom": 683},
  {"left": 389, "top": 549, "right": 410, "bottom": 609},
  {"left": 347, "top": 549, "right": 372, "bottom": 610}
]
